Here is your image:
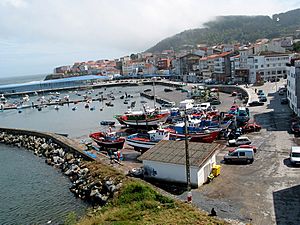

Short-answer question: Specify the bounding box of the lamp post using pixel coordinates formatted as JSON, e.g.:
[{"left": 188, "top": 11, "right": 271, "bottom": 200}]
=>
[{"left": 182, "top": 110, "right": 192, "bottom": 202}]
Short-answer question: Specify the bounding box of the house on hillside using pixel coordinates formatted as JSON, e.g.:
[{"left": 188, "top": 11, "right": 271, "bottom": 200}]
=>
[{"left": 138, "top": 140, "right": 220, "bottom": 187}]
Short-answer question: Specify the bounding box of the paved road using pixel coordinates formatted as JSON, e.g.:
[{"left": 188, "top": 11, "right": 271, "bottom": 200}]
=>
[{"left": 179, "top": 80, "right": 300, "bottom": 225}]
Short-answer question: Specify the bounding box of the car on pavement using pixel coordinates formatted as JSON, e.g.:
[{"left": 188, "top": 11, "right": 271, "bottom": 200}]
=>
[
  {"left": 210, "top": 99, "right": 221, "bottom": 105},
  {"left": 290, "top": 146, "right": 300, "bottom": 165},
  {"left": 231, "top": 91, "right": 237, "bottom": 96},
  {"left": 291, "top": 122, "right": 300, "bottom": 134},
  {"left": 279, "top": 90, "right": 285, "bottom": 95},
  {"left": 248, "top": 101, "right": 264, "bottom": 107},
  {"left": 257, "top": 90, "right": 264, "bottom": 95},
  {"left": 239, "top": 144, "right": 257, "bottom": 153},
  {"left": 259, "top": 96, "right": 267, "bottom": 102},
  {"left": 242, "top": 123, "right": 262, "bottom": 133},
  {"left": 224, "top": 148, "right": 254, "bottom": 164},
  {"left": 229, "top": 145, "right": 257, "bottom": 153},
  {"left": 228, "top": 136, "right": 252, "bottom": 146},
  {"left": 281, "top": 98, "right": 288, "bottom": 104}
]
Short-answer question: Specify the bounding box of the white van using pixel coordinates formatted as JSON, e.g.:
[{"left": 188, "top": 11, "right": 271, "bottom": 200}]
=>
[
  {"left": 179, "top": 99, "right": 194, "bottom": 110},
  {"left": 290, "top": 146, "right": 300, "bottom": 165},
  {"left": 224, "top": 148, "right": 254, "bottom": 164},
  {"left": 200, "top": 102, "right": 210, "bottom": 111}
]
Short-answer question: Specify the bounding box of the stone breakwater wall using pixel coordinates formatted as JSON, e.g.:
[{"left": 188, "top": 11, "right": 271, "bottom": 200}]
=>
[{"left": 0, "top": 128, "right": 123, "bottom": 206}]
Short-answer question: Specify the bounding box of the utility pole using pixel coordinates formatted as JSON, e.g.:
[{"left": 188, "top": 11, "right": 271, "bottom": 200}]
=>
[
  {"left": 184, "top": 110, "right": 192, "bottom": 202},
  {"left": 152, "top": 78, "right": 156, "bottom": 109}
]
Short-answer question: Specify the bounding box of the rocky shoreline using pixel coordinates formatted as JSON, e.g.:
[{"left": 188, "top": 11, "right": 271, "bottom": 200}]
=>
[{"left": 0, "top": 131, "right": 123, "bottom": 207}]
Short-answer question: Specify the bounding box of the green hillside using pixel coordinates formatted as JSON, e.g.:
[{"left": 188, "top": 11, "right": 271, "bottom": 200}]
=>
[{"left": 147, "top": 8, "right": 300, "bottom": 52}]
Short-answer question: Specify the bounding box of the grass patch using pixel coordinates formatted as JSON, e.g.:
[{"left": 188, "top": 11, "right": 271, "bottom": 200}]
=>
[{"left": 78, "top": 180, "right": 228, "bottom": 225}]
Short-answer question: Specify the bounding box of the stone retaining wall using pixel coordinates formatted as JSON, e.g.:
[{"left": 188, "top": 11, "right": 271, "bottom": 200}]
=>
[{"left": 0, "top": 127, "right": 123, "bottom": 206}]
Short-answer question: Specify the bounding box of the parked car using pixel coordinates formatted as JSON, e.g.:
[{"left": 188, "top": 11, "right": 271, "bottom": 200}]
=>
[
  {"left": 224, "top": 148, "right": 254, "bottom": 164},
  {"left": 242, "top": 123, "right": 261, "bottom": 133},
  {"left": 228, "top": 136, "right": 252, "bottom": 146},
  {"left": 257, "top": 90, "right": 264, "bottom": 95},
  {"left": 279, "top": 90, "right": 285, "bottom": 95},
  {"left": 231, "top": 91, "right": 237, "bottom": 96},
  {"left": 239, "top": 145, "right": 257, "bottom": 153},
  {"left": 291, "top": 122, "right": 300, "bottom": 134},
  {"left": 259, "top": 96, "right": 267, "bottom": 102},
  {"left": 229, "top": 145, "right": 257, "bottom": 153},
  {"left": 290, "top": 146, "right": 300, "bottom": 165},
  {"left": 281, "top": 98, "right": 288, "bottom": 104},
  {"left": 249, "top": 101, "right": 264, "bottom": 107},
  {"left": 210, "top": 100, "right": 221, "bottom": 105}
]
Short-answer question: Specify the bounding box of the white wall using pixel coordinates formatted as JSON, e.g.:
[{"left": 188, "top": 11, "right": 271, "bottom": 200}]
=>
[
  {"left": 143, "top": 152, "right": 216, "bottom": 187},
  {"left": 197, "top": 154, "right": 216, "bottom": 186}
]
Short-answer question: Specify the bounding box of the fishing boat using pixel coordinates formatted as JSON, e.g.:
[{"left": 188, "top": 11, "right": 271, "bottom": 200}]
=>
[
  {"left": 89, "top": 131, "right": 125, "bottom": 150},
  {"left": 100, "top": 121, "right": 115, "bottom": 126},
  {"left": 106, "top": 102, "right": 114, "bottom": 107},
  {"left": 169, "top": 129, "right": 220, "bottom": 143},
  {"left": 126, "top": 128, "right": 171, "bottom": 152},
  {"left": 115, "top": 108, "right": 170, "bottom": 127}
]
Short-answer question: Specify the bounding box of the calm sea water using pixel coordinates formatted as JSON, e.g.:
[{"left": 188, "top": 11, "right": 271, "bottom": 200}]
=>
[
  {"left": 0, "top": 74, "right": 46, "bottom": 85},
  {"left": 0, "top": 75, "right": 163, "bottom": 224},
  {"left": 0, "top": 144, "right": 87, "bottom": 225}
]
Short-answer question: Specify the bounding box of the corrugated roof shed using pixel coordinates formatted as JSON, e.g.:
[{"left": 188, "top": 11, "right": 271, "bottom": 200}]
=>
[{"left": 138, "top": 140, "right": 220, "bottom": 167}]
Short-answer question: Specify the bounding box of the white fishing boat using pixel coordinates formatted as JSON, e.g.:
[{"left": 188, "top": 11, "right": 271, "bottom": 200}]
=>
[{"left": 126, "top": 128, "right": 171, "bottom": 152}]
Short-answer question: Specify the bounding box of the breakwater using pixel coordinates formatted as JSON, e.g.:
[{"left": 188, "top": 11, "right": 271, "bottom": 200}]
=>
[{"left": 0, "top": 128, "right": 124, "bottom": 206}]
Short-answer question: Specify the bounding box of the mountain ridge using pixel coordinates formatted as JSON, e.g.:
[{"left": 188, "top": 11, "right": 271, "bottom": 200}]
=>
[{"left": 147, "top": 8, "right": 300, "bottom": 53}]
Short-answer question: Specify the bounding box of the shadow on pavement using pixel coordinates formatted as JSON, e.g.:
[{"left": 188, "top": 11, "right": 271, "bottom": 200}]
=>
[
  {"left": 273, "top": 184, "right": 300, "bottom": 225},
  {"left": 253, "top": 92, "right": 293, "bottom": 132}
]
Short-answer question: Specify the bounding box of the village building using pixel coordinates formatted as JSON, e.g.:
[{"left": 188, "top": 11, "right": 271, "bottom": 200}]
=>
[{"left": 138, "top": 140, "right": 220, "bottom": 187}]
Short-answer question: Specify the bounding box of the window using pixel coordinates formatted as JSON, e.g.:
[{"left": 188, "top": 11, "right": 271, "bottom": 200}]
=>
[
  {"left": 239, "top": 152, "right": 246, "bottom": 156},
  {"left": 255, "top": 65, "right": 258, "bottom": 69},
  {"left": 261, "top": 65, "right": 264, "bottom": 68},
  {"left": 230, "top": 152, "right": 238, "bottom": 156},
  {"left": 254, "top": 59, "right": 258, "bottom": 63}
]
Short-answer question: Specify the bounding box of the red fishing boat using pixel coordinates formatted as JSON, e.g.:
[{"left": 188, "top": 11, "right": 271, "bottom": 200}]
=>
[
  {"left": 115, "top": 109, "right": 170, "bottom": 127},
  {"left": 170, "top": 129, "right": 220, "bottom": 143},
  {"left": 89, "top": 131, "right": 125, "bottom": 150}
]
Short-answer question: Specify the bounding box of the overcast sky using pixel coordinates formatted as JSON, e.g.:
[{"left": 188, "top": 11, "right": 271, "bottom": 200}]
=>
[{"left": 0, "top": 0, "right": 299, "bottom": 78}]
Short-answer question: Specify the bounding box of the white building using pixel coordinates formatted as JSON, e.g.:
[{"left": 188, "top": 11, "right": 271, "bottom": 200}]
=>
[
  {"left": 287, "top": 59, "right": 300, "bottom": 116},
  {"left": 247, "top": 52, "right": 291, "bottom": 83},
  {"left": 138, "top": 140, "right": 219, "bottom": 187}
]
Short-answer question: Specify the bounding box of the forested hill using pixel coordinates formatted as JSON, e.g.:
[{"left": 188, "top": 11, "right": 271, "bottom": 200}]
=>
[{"left": 147, "top": 8, "right": 300, "bottom": 53}]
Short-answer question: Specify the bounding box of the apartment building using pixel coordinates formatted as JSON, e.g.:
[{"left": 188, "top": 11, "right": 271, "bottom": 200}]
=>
[
  {"left": 250, "top": 52, "right": 291, "bottom": 82},
  {"left": 287, "top": 59, "right": 300, "bottom": 116}
]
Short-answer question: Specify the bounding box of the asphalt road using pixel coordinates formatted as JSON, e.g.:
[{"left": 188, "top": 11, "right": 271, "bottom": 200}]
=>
[{"left": 178, "top": 80, "right": 300, "bottom": 225}]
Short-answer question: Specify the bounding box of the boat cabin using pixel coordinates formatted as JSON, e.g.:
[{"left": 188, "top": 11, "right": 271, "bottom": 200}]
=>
[{"left": 148, "top": 129, "right": 170, "bottom": 141}]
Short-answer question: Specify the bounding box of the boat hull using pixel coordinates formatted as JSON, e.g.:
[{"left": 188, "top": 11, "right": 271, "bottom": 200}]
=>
[
  {"left": 116, "top": 113, "right": 169, "bottom": 128},
  {"left": 126, "top": 138, "right": 156, "bottom": 151},
  {"left": 170, "top": 130, "right": 220, "bottom": 143},
  {"left": 89, "top": 132, "right": 125, "bottom": 150}
]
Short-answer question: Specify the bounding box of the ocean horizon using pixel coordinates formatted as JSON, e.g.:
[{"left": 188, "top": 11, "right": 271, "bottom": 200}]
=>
[{"left": 0, "top": 74, "right": 47, "bottom": 85}]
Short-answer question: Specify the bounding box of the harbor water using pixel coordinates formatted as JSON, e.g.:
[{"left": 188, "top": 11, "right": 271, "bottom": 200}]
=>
[
  {"left": 0, "top": 76, "right": 171, "bottom": 224},
  {"left": 0, "top": 144, "right": 88, "bottom": 224},
  {"left": 0, "top": 84, "right": 167, "bottom": 138}
]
